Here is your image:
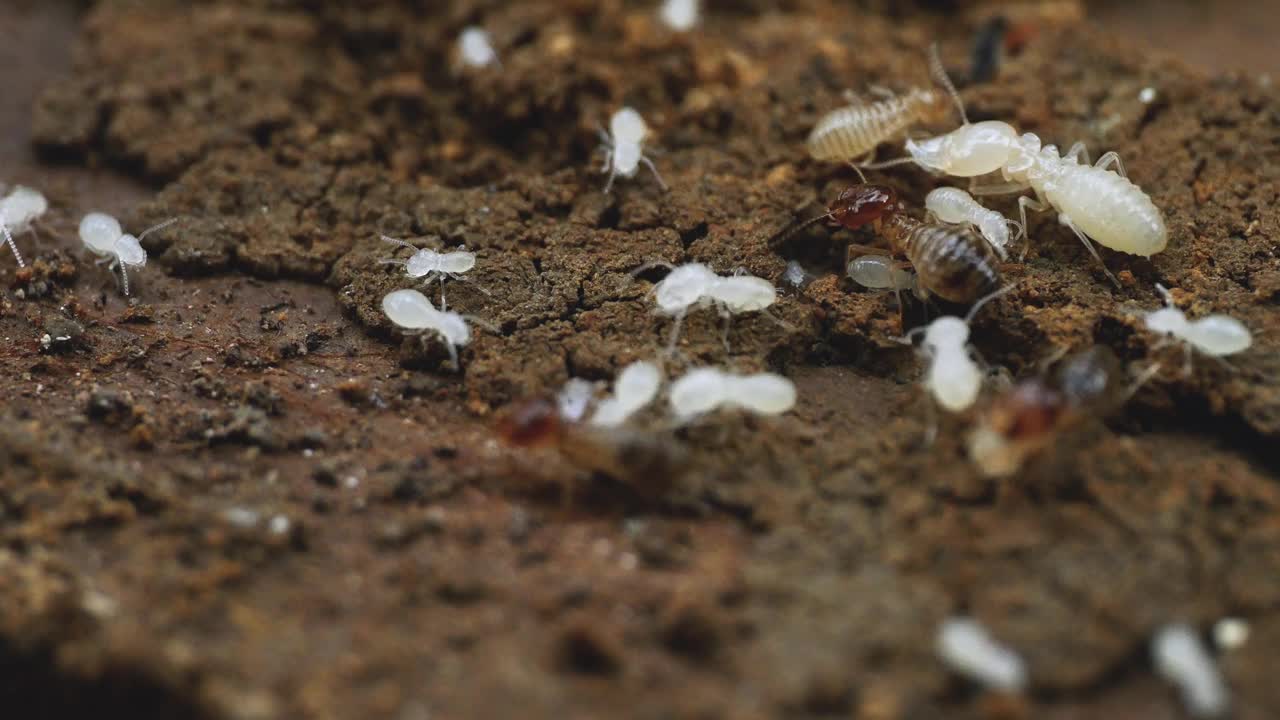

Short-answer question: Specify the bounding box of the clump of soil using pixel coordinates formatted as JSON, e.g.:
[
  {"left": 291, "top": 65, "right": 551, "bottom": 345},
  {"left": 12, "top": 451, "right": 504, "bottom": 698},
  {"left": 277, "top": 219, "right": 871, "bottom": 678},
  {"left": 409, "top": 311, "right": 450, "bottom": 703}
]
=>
[{"left": 2, "top": 1, "right": 1278, "bottom": 718}]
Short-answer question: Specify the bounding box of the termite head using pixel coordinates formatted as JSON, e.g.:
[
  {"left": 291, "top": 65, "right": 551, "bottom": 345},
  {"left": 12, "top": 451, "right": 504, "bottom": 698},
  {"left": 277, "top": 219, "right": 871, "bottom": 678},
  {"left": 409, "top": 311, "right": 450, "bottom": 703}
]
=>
[
  {"left": 924, "top": 316, "right": 970, "bottom": 351},
  {"left": 495, "top": 397, "right": 566, "bottom": 447},
  {"left": 1054, "top": 346, "right": 1123, "bottom": 410},
  {"left": 968, "top": 379, "right": 1066, "bottom": 478},
  {"left": 828, "top": 184, "right": 901, "bottom": 230},
  {"left": 906, "top": 120, "right": 1019, "bottom": 177}
]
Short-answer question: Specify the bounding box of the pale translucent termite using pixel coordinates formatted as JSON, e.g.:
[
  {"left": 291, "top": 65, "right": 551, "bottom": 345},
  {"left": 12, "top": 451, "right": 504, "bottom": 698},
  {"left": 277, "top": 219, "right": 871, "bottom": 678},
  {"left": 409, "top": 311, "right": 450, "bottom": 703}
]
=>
[
  {"left": 1153, "top": 624, "right": 1230, "bottom": 719},
  {"left": 0, "top": 185, "right": 49, "bottom": 267},
  {"left": 667, "top": 367, "right": 796, "bottom": 423},
  {"left": 847, "top": 255, "right": 917, "bottom": 295},
  {"left": 1144, "top": 284, "right": 1251, "bottom": 373},
  {"left": 588, "top": 360, "right": 664, "bottom": 428},
  {"left": 379, "top": 236, "right": 479, "bottom": 305},
  {"left": 78, "top": 213, "right": 177, "bottom": 296},
  {"left": 647, "top": 262, "right": 778, "bottom": 351},
  {"left": 458, "top": 27, "right": 499, "bottom": 69},
  {"left": 597, "top": 107, "right": 667, "bottom": 194},
  {"left": 892, "top": 55, "right": 1167, "bottom": 286},
  {"left": 806, "top": 48, "right": 957, "bottom": 168},
  {"left": 381, "top": 288, "right": 472, "bottom": 369},
  {"left": 924, "top": 186, "right": 1019, "bottom": 260},
  {"left": 902, "top": 284, "right": 1015, "bottom": 413},
  {"left": 936, "top": 618, "right": 1027, "bottom": 692}
]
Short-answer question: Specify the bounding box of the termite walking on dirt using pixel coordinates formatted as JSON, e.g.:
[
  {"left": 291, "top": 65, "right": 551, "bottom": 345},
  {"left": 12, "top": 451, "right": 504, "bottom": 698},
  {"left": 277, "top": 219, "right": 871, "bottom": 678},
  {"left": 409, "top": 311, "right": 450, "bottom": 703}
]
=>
[
  {"left": 887, "top": 47, "right": 1166, "bottom": 286},
  {"left": 774, "top": 184, "right": 1001, "bottom": 304},
  {"left": 806, "top": 47, "right": 960, "bottom": 171}
]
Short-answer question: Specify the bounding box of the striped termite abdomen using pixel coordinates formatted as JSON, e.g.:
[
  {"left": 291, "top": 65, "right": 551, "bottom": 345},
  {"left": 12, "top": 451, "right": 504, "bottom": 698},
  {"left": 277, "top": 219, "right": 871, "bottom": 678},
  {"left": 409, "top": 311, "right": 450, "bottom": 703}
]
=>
[
  {"left": 807, "top": 89, "right": 945, "bottom": 162},
  {"left": 886, "top": 217, "right": 1001, "bottom": 303}
]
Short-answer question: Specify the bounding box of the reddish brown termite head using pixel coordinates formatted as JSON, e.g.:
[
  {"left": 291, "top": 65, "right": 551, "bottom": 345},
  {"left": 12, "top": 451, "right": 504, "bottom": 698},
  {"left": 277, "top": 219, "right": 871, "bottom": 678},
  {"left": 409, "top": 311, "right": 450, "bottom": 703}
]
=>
[
  {"left": 827, "top": 184, "right": 903, "bottom": 230},
  {"left": 495, "top": 397, "right": 565, "bottom": 448}
]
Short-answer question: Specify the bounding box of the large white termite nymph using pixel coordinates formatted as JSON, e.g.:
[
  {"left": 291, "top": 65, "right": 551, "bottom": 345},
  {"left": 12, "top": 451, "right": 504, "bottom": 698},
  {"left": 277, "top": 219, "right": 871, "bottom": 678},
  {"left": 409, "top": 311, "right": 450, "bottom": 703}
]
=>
[
  {"left": 1143, "top": 284, "right": 1251, "bottom": 373},
  {"left": 648, "top": 262, "right": 778, "bottom": 351},
  {"left": 78, "top": 213, "right": 178, "bottom": 296},
  {"left": 892, "top": 61, "right": 1166, "bottom": 286},
  {"left": 903, "top": 284, "right": 1015, "bottom": 414},
  {"left": 0, "top": 186, "right": 49, "bottom": 267},
  {"left": 668, "top": 367, "right": 796, "bottom": 424},
  {"left": 379, "top": 236, "right": 479, "bottom": 305},
  {"left": 382, "top": 288, "right": 472, "bottom": 369},
  {"left": 925, "top": 187, "right": 1018, "bottom": 260},
  {"left": 597, "top": 107, "right": 667, "bottom": 194}
]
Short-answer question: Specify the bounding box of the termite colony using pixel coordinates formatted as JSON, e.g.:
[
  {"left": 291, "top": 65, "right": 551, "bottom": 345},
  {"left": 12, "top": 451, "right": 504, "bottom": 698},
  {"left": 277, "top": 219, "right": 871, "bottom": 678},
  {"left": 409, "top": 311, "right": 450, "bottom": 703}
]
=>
[{"left": 0, "top": 9, "right": 1259, "bottom": 712}]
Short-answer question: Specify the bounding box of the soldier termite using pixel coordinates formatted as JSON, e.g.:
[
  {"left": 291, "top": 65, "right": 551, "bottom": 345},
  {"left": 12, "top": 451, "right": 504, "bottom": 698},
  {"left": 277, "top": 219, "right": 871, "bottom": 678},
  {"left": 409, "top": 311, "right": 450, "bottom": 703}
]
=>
[
  {"left": 966, "top": 345, "right": 1154, "bottom": 478},
  {"left": 774, "top": 184, "right": 1001, "bottom": 304}
]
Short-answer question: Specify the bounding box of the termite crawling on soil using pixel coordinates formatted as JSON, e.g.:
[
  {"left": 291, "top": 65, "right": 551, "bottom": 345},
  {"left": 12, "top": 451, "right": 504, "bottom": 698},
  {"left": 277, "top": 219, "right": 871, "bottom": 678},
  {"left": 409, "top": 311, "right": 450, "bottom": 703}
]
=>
[
  {"left": 381, "top": 288, "right": 473, "bottom": 369},
  {"left": 1143, "top": 284, "right": 1251, "bottom": 373},
  {"left": 775, "top": 184, "right": 1001, "bottom": 304},
  {"left": 597, "top": 107, "right": 667, "bottom": 194},
  {"left": 646, "top": 262, "right": 779, "bottom": 351},
  {"left": 78, "top": 213, "right": 178, "bottom": 296},
  {"left": 0, "top": 186, "right": 49, "bottom": 267},
  {"left": 967, "top": 345, "right": 1151, "bottom": 478},
  {"left": 806, "top": 47, "right": 959, "bottom": 168},
  {"left": 893, "top": 50, "right": 1167, "bottom": 286},
  {"left": 667, "top": 367, "right": 797, "bottom": 424},
  {"left": 903, "top": 284, "right": 1015, "bottom": 414},
  {"left": 379, "top": 236, "right": 479, "bottom": 304},
  {"left": 925, "top": 186, "right": 1018, "bottom": 260}
]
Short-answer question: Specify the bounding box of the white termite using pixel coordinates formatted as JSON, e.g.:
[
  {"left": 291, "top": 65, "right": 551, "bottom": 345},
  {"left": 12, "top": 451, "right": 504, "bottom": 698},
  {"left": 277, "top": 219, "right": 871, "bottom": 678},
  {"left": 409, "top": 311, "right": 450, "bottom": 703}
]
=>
[
  {"left": 1213, "top": 618, "right": 1249, "bottom": 652},
  {"left": 1152, "top": 623, "right": 1229, "bottom": 719},
  {"left": 904, "top": 284, "right": 1014, "bottom": 413},
  {"left": 380, "top": 236, "right": 477, "bottom": 304},
  {"left": 597, "top": 107, "right": 667, "bottom": 194},
  {"left": 936, "top": 617, "right": 1027, "bottom": 692},
  {"left": 381, "top": 288, "right": 472, "bottom": 368},
  {"left": 0, "top": 185, "right": 48, "bottom": 267},
  {"left": 1144, "top": 284, "right": 1251, "bottom": 372},
  {"left": 890, "top": 57, "right": 1166, "bottom": 286},
  {"left": 458, "top": 27, "right": 499, "bottom": 69},
  {"left": 847, "top": 254, "right": 917, "bottom": 295},
  {"left": 658, "top": 0, "right": 700, "bottom": 32},
  {"left": 649, "top": 262, "right": 777, "bottom": 350},
  {"left": 78, "top": 213, "right": 178, "bottom": 296},
  {"left": 925, "top": 186, "right": 1018, "bottom": 260},
  {"left": 557, "top": 378, "right": 597, "bottom": 423},
  {"left": 588, "top": 360, "right": 663, "bottom": 428},
  {"left": 668, "top": 367, "right": 796, "bottom": 423}
]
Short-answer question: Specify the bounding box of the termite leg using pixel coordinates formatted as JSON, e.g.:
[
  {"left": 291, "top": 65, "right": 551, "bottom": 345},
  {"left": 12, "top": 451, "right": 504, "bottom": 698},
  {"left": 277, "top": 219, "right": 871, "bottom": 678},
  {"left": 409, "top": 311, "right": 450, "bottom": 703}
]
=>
[
  {"left": 118, "top": 261, "right": 131, "bottom": 296},
  {"left": 665, "top": 311, "right": 686, "bottom": 356},
  {"left": 1015, "top": 194, "right": 1050, "bottom": 261},
  {"left": 602, "top": 162, "right": 618, "bottom": 194},
  {"left": 1059, "top": 212, "right": 1122, "bottom": 289},
  {"left": 640, "top": 155, "right": 669, "bottom": 191},
  {"left": 867, "top": 84, "right": 897, "bottom": 100},
  {"left": 1064, "top": 141, "right": 1090, "bottom": 165},
  {"left": 1, "top": 220, "right": 24, "bottom": 268},
  {"left": 1181, "top": 344, "right": 1194, "bottom": 377},
  {"left": 1094, "top": 151, "right": 1128, "bottom": 178},
  {"left": 719, "top": 308, "right": 733, "bottom": 353}
]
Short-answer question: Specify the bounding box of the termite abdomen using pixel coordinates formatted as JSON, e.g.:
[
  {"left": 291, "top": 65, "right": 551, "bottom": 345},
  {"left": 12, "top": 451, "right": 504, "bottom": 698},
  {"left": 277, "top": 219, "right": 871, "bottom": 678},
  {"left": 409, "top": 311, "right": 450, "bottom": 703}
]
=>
[{"left": 900, "top": 222, "right": 1001, "bottom": 304}]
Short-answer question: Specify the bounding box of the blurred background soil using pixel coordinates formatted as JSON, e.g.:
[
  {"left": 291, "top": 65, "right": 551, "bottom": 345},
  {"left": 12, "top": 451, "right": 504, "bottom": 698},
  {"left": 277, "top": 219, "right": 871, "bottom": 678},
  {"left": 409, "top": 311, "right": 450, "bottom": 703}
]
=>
[{"left": 0, "top": 0, "right": 1277, "bottom": 718}]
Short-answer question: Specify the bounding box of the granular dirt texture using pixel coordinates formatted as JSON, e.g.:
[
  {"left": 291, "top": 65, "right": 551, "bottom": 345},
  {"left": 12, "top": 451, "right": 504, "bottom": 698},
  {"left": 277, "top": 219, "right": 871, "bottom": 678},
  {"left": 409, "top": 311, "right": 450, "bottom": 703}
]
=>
[{"left": 3, "top": 1, "right": 1280, "bottom": 718}]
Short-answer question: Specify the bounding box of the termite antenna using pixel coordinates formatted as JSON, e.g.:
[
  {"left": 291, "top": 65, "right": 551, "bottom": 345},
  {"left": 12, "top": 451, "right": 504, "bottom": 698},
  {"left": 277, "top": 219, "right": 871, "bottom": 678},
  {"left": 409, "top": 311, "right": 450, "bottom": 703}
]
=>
[
  {"left": 137, "top": 217, "right": 179, "bottom": 242},
  {"left": 1123, "top": 361, "right": 1163, "bottom": 402},
  {"left": 1155, "top": 282, "right": 1175, "bottom": 307},
  {"left": 381, "top": 235, "right": 418, "bottom": 250},
  {"left": 1, "top": 213, "right": 24, "bottom": 268},
  {"left": 928, "top": 43, "right": 968, "bottom": 126},
  {"left": 768, "top": 210, "right": 836, "bottom": 247},
  {"left": 963, "top": 281, "right": 1018, "bottom": 324},
  {"left": 846, "top": 162, "right": 868, "bottom": 183},
  {"left": 628, "top": 259, "right": 676, "bottom": 277}
]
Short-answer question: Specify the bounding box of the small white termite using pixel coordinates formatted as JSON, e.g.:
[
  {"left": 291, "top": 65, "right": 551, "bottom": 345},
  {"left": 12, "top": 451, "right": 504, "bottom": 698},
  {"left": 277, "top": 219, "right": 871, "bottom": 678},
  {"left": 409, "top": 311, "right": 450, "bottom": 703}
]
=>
[
  {"left": 588, "top": 360, "right": 663, "bottom": 428},
  {"left": 458, "top": 27, "right": 499, "bottom": 69},
  {"left": 557, "top": 378, "right": 597, "bottom": 423},
  {"left": 894, "top": 68, "right": 1165, "bottom": 286},
  {"left": 658, "top": 0, "right": 700, "bottom": 32},
  {"left": 903, "top": 284, "right": 1014, "bottom": 413},
  {"left": 1144, "top": 284, "right": 1251, "bottom": 373},
  {"left": 847, "top": 254, "right": 918, "bottom": 295},
  {"left": 668, "top": 367, "right": 796, "bottom": 423},
  {"left": 597, "top": 107, "right": 667, "bottom": 194},
  {"left": 936, "top": 617, "right": 1027, "bottom": 692},
  {"left": 806, "top": 47, "right": 956, "bottom": 170},
  {"left": 78, "top": 213, "right": 178, "bottom": 296},
  {"left": 379, "top": 236, "right": 478, "bottom": 304},
  {"left": 925, "top": 187, "right": 1018, "bottom": 260},
  {"left": 0, "top": 185, "right": 49, "bottom": 267},
  {"left": 1152, "top": 623, "right": 1229, "bottom": 719},
  {"left": 649, "top": 262, "right": 778, "bottom": 350},
  {"left": 382, "top": 288, "right": 472, "bottom": 368}
]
